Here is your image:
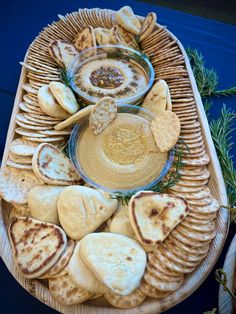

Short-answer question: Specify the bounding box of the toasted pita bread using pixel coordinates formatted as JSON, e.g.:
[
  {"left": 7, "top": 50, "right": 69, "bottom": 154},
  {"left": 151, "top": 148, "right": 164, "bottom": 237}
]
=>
[
  {"left": 142, "top": 79, "right": 166, "bottom": 109},
  {"left": 8, "top": 217, "right": 67, "bottom": 278},
  {"left": 49, "top": 82, "right": 79, "bottom": 114},
  {"left": 74, "top": 26, "right": 96, "bottom": 56},
  {"left": 129, "top": 191, "right": 189, "bottom": 248},
  {"left": 115, "top": 6, "right": 141, "bottom": 35},
  {"left": 54, "top": 105, "right": 93, "bottom": 130},
  {"left": 32, "top": 143, "right": 81, "bottom": 185},
  {"left": 94, "top": 27, "right": 113, "bottom": 46},
  {"left": 80, "top": 232, "right": 146, "bottom": 296},
  {"left": 140, "top": 12, "right": 157, "bottom": 42},
  {"left": 48, "top": 40, "right": 79, "bottom": 68},
  {"left": 39, "top": 238, "right": 75, "bottom": 279}
]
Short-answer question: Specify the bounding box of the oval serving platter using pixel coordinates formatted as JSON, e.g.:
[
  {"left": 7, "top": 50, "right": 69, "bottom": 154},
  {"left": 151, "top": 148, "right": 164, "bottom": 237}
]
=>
[{"left": 0, "top": 8, "right": 229, "bottom": 314}]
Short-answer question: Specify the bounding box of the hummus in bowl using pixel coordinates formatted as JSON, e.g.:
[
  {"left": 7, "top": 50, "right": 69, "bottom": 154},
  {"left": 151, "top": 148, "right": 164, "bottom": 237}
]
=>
[
  {"left": 68, "top": 45, "right": 154, "bottom": 105},
  {"left": 69, "top": 105, "right": 174, "bottom": 194}
]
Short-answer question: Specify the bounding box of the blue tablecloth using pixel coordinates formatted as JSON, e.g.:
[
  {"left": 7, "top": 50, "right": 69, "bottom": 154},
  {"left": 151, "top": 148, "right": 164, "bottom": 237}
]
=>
[{"left": 0, "top": 1, "right": 236, "bottom": 313}]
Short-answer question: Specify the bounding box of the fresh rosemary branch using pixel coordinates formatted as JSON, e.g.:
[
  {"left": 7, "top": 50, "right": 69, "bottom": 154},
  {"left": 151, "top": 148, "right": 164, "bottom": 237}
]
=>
[
  {"left": 209, "top": 105, "right": 236, "bottom": 221},
  {"left": 215, "top": 269, "right": 236, "bottom": 300},
  {"left": 187, "top": 48, "right": 236, "bottom": 98},
  {"left": 59, "top": 68, "right": 72, "bottom": 88},
  {"left": 110, "top": 143, "right": 185, "bottom": 204},
  {"left": 203, "top": 308, "right": 217, "bottom": 314}
]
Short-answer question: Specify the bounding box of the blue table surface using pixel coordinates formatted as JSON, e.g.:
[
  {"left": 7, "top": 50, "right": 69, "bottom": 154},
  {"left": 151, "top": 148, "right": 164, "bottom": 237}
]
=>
[{"left": 0, "top": 0, "right": 236, "bottom": 313}]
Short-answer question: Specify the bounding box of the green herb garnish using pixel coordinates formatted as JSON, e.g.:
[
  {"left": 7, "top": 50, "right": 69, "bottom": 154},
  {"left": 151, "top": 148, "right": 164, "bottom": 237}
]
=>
[{"left": 187, "top": 48, "right": 236, "bottom": 98}]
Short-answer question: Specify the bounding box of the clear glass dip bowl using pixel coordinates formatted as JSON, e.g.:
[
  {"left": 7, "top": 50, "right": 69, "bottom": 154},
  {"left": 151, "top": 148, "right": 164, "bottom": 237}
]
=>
[
  {"left": 68, "top": 104, "right": 174, "bottom": 195},
  {"left": 67, "top": 45, "right": 155, "bottom": 105}
]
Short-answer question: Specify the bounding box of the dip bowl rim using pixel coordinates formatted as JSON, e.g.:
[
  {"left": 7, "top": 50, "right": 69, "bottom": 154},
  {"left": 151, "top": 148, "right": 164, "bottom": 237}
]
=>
[
  {"left": 67, "top": 45, "right": 155, "bottom": 105},
  {"left": 68, "top": 104, "right": 175, "bottom": 195}
]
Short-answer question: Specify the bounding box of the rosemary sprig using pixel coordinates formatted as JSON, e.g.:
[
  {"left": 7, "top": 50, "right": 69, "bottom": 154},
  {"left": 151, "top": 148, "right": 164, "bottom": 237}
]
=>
[
  {"left": 215, "top": 269, "right": 236, "bottom": 300},
  {"left": 209, "top": 105, "right": 236, "bottom": 221},
  {"left": 187, "top": 48, "right": 236, "bottom": 98},
  {"left": 110, "top": 143, "right": 185, "bottom": 204},
  {"left": 59, "top": 68, "right": 72, "bottom": 88}
]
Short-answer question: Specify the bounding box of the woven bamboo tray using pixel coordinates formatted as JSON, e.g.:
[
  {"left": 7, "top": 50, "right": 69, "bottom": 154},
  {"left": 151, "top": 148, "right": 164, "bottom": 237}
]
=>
[{"left": 0, "top": 8, "right": 230, "bottom": 314}]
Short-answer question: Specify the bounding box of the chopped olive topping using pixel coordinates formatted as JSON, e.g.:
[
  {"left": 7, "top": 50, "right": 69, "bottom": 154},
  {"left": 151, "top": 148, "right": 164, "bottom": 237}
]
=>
[{"left": 90, "top": 66, "right": 124, "bottom": 89}]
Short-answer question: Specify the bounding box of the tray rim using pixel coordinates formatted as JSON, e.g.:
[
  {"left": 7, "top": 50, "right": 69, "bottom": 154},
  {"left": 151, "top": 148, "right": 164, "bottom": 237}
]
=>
[{"left": 0, "top": 9, "right": 230, "bottom": 314}]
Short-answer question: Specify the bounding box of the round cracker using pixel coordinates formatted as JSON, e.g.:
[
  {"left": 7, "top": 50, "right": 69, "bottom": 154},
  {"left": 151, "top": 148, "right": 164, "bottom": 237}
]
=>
[
  {"left": 140, "top": 280, "right": 171, "bottom": 299},
  {"left": 9, "top": 138, "right": 39, "bottom": 156},
  {"left": 15, "top": 128, "right": 46, "bottom": 138},
  {"left": 89, "top": 97, "right": 117, "bottom": 135},
  {"left": 164, "top": 239, "right": 206, "bottom": 263},
  {"left": 104, "top": 288, "right": 146, "bottom": 309},
  {"left": 151, "top": 110, "right": 180, "bottom": 152},
  {"left": 181, "top": 219, "right": 215, "bottom": 233},
  {"left": 0, "top": 167, "right": 43, "bottom": 205},
  {"left": 168, "top": 234, "right": 210, "bottom": 255},
  {"left": 171, "top": 229, "right": 211, "bottom": 248},
  {"left": 23, "top": 136, "right": 65, "bottom": 143},
  {"left": 144, "top": 269, "right": 184, "bottom": 292},
  {"left": 176, "top": 225, "right": 215, "bottom": 242},
  {"left": 148, "top": 252, "right": 182, "bottom": 277},
  {"left": 6, "top": 159, "right": 33, "bottom": 170},
  {"left": 8, "top": 152, "right": 32, "bottom": 165},
  {"left": 16, "top": 119, "right": 53, "bottom": 130},
  {"left": 49, "top": 273, "right": 92, "bottom": 305}
]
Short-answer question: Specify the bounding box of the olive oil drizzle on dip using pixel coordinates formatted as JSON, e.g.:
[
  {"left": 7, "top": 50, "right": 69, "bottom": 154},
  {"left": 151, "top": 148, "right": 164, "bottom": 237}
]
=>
[{"left": 77, "top": 113, "right": 167, "bottom": 190}]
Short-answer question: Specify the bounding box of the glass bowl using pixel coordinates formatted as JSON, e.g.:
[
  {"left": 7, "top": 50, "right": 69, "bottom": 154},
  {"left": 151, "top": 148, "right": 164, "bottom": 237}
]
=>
[
  {"left": 68, "top": 104, "right": 174, "bottom": 195},
  {"left": 67, "top": 45, "right": 155, "bottom": 105}
]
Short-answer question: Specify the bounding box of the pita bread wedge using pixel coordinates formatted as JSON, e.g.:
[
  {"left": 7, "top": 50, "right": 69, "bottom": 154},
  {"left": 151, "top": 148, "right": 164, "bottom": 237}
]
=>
[
  {"left": 129, "top": 191, "right": 189, "bottom": 248},
  {"left": 38, "top": 85, "right": 70, "bottom": 119},
  {"left": 49, "top": 273, "right": 92, "bottom": 305},
  {"left": 110, "top": 203, "right": 135, "bottom": 238},
  {"left": 48, "top": 40, "right": 79, "bottom": 68},
  {"left": 57, "top": 186, "right": 118, "bottom": 239},
  {"left": 74, "top": 26, "right": 97, "bottom": 56},
  {"left": 8, "top": 217, "right": 67, "bottom": 278},
  {"left": 115, "top": 6, "right": 141, "bottom": 35},
  {"left": 0, "top": 167, "right": 43, "bottom": 205},
  {"left": 49, "top": 82, "right": 79, "bottom": 114},
  {"left": 140, "top": 12, "right": 157, "bottom": 42},
  {"left": 89, "top": 97, "right": 117, "bottom": 135},
  {"left": 80, "top": 232, "right": 146, "bottom": 296},
  {"left": 39, "top": 238, "right": 75, "bottom": 279},
  {"left": 110, "top": 25, "right": 139, "bottom": 50},
  {"left": 142, "top": 80, "right": 168, "bottom": 114},
  {"left": 104, "top": 288, "right": 146, "bottom": 309},
  {"left": 68, "top": 242, "right": 108, "bottom": 294},
  {"left": 28, "top": 185, "right": 65, "bottom": 225},
  {"left": 94, "top": 27, "right": 113, "bottom": 46},
  {"left": 54, "top": 105, "right": 93, "bottom": 130},
  {"left": 32, "top": 143, "right": 81, "bottom": 185},
  {"left": 151, "top": 110, "right": 180, "bottom": 152}
]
